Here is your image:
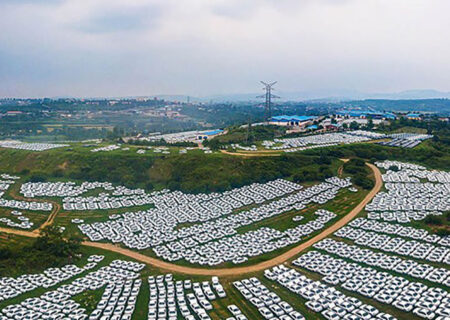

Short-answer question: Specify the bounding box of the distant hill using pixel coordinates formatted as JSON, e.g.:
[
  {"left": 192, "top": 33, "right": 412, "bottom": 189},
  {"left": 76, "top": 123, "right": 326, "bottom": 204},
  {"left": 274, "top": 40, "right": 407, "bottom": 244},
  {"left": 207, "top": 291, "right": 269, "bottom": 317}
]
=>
[{"left": 199, "top": 89, "right": 450, "bottom": 103}]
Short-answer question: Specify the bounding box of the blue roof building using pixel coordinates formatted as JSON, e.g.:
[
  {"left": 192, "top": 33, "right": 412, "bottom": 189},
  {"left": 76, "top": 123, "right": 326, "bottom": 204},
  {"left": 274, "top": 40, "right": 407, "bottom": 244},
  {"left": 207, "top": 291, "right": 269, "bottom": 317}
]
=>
[
  {"left": 336, "top": 111, "right": 396, "bottom": 120},
  {"left": 270, "top": 115, "right": 316, "bottom": 122},
  {"left": 406, "top": 113, "right": 421, "bottom": 119},
  {"left": 203, "top": 129, "right": 224, "bottom": 136}
]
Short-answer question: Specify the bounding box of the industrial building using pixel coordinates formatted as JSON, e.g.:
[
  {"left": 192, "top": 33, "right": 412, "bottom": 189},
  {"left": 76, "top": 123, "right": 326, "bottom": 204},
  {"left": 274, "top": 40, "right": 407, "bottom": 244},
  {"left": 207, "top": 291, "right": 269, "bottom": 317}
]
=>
[
  {"left": 336, "top": 111, "right": 397, "bottom": 120},
  {"left": 269, "top": 115, "right": 317, "bottom": 128}
]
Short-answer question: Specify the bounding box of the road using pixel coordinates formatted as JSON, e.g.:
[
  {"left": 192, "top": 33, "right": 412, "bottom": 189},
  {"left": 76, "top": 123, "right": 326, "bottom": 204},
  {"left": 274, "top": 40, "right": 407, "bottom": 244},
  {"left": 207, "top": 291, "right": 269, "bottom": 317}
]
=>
[
  {"left": 220, "top": 150, "right": 281, "bottom": 157},
  {"left": 0, "top": 162, "right": 382, "bottom": 276},
  {"left": 7, "top": 186, "right": 61, "bottom": 234}
]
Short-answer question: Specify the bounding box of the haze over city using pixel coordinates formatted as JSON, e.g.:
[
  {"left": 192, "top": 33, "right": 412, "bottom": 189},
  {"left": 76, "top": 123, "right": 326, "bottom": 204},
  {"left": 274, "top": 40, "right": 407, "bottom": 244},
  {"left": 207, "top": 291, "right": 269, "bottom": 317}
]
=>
[{"left": 1, "top": 0, "right": 450, "bottom": 98}]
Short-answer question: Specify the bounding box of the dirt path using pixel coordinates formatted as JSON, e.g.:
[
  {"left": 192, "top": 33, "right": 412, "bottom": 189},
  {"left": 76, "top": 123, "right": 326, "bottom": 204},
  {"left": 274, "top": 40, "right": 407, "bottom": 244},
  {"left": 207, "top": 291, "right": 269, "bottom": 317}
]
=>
[
  {"left": 0, "top": 227, "right": 38, "bottom": 238},
  {"left": 220, "top": 150, "right": 281, "bottom": 157},
  {"left": 1, "top": 162, "right": 382, "bottom": 276},
  {"left": 8, "top": 187, "right": 61, "bottom": 234},
  {"left": 337, "top": 158, "right": 349, "bottom": 177},
  {"left": 83, "top": 162, "right": 382, "bottom": 276}
]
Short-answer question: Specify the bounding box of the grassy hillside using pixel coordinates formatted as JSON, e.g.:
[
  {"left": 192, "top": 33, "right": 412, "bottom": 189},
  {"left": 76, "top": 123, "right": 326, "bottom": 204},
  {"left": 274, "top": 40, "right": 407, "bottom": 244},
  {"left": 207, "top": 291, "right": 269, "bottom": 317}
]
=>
[
  {"left": 0, "top": 146, "right": 341, "bottom": 193},
  {"left": 0, "top": 135, "right": 448, "bottom": 194}
]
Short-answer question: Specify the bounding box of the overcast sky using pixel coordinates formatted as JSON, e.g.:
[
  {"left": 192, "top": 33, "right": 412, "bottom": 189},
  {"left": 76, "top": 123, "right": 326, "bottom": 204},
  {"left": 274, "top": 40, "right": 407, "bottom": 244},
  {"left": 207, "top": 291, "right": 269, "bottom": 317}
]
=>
[{"left": 1, "top": 0, "right": 449, "bottom": 98}]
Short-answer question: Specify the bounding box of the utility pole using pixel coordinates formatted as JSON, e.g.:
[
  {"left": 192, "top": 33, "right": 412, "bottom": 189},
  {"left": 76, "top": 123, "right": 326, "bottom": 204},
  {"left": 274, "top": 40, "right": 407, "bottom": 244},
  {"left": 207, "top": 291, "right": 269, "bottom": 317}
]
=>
[
  {"left": 257, "top": 81, "right": 279, "bottom": 123},
  {"left": 246, "top": 115, "right": 251, "bottom": 144}
]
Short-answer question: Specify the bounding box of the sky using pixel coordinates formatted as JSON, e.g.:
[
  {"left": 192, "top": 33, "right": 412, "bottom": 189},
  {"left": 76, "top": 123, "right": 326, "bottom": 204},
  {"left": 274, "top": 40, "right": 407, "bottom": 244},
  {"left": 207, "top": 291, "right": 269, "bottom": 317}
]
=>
[{"left": 1, "top": 0, "right": 449, "bottom": 98}]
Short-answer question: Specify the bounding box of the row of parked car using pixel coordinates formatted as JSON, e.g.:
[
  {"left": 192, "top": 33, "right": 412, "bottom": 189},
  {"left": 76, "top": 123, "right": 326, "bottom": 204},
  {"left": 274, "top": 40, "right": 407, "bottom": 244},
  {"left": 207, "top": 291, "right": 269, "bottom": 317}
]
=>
[
  {"left": 335, "top": 226, "right": 450, "bottom": 265},
  {"left": 314, "top": 238, "right": 450, "bottom": 286},
  {"left": 366, "top": 210, "right": 443, "bottom": 224},
  {"left": 264, "top": 264, "right": 396, "bottom": 320},
  {"left": 61, "top": 177, "right": 300, "bottom": 212},
  {"left": 0, "top": 210, "right": 34, "bottom": 229},
  {"left": 294, "top": 250, "right": 450, "bottom": 319},
  {"left": 21, "top": 181, "right": 144, "bottom": 199},
  {"left": 78, "top": 177, "right": 351, "bottom": 265},
  {"left": 90, "top": 145, "right": 121, "bottom": 152},
  {"left": 348, "top": 218, "right": 450, "bottom": 247},
  {"left": 233, "top": 277, "right": 305, "bottom": 320},
  {"left": 155, "top": 209, "right": 336, "bottom": 266},
  {"left": 147, "top": 274, "right": 227, "bottom": 320},
  {"left": 88, "top": 279, "right": 141, "bottom": 320},
  {"left": 1, "top": 259, "right": 144, "bottom": 320},
  {"left": 365, "top": 161, "right": 449, "bottom": 225},
  {"left": 0, "top": 256, "right": 103, "bottom": 303},
  {"left": 0, "top": 176, "right": 52, "bottom": 213},
  {"left": 0, "top": 141, "right": 69, "bottom": 152},
  {"left": 263, "top": 132, "right": 373, "bottom": 150}
]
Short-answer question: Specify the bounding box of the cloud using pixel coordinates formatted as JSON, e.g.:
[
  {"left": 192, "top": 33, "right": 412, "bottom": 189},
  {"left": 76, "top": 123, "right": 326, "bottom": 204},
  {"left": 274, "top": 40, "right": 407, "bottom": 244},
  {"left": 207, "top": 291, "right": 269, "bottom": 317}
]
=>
[
  {"left": 0, "top": 0, "right": 449, "bottom": 98},
  {"left": 74, "top": 4, "right": 163, "bottom": 34}
]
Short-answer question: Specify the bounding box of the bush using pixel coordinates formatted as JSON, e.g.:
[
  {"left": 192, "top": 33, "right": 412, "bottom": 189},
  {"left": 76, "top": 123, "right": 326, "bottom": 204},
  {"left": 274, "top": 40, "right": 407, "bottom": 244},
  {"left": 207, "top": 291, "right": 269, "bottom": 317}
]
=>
[
  {"left": 353, "top": 173, "right": 375, "bottom": 190},
  {"left": 28, "top": 172, "right": 47, "bottom": 182},
  {"left": 389, "top": 165, "right": 399, "bottom": 172},
  {"left": 343, "top": 158, "right": 367, "bottom": 175},
  {"left": 424, "top": 215, "right": 443, "bottom": 225},
  {"left": 436, "top": 229, "right": 450, "bottom": 236}
]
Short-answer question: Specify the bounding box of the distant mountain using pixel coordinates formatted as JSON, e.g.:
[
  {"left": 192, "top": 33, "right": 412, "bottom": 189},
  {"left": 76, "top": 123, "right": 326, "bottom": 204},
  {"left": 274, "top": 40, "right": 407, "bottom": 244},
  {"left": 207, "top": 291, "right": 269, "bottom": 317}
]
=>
[
  {"left": 197, "top": 89, "right": 450, "bottom": 102},
  {"left": 367, "top": 90, "right": 450, "bottom": 100}
]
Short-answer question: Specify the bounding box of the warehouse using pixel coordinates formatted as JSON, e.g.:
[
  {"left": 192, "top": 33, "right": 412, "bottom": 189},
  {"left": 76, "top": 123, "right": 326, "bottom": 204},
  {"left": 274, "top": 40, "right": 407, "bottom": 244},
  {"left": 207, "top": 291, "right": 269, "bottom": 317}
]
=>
[{"left": 269, "top": 115, "right": 317, "bottom": 128}]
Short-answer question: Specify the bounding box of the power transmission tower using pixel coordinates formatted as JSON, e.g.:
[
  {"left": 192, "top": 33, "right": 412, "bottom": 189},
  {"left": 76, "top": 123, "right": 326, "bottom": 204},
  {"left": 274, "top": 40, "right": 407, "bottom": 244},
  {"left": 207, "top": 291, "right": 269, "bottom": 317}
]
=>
[
  {"left": 257, "top": 81, "right": 279, "bottom": 123},
  {"left": 245, "top": 115, "right": 251, "bottom": 144}
]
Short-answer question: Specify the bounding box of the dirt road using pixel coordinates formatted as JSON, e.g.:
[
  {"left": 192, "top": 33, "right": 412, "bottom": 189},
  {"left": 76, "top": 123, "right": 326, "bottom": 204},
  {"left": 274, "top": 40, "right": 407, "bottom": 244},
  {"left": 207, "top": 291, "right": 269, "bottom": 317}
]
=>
[
  {"left": 83, "top": 162, "right": 382, "bottom": 276},
  {"left": 220, "top": 150, "right": 281, "bottom": 157},
  {"left": 1, "top": 162, "right": 382, "bottom": 276},
  {"left": 8, "top": 187, "right": 61, "bottom": 233}
]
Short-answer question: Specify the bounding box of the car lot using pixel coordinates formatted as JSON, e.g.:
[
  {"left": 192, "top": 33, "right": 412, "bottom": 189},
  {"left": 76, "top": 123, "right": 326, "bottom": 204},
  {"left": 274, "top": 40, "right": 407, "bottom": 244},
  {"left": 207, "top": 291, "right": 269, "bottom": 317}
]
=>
[
  {"left": 0, "top": 141, "right": 69, "bottom": 152},
  {"left": 76, "top": 177, "right": 352, "bottom": 265},
  {"left": 264, "top": 263, "right": 397, "bottom": 320},
  {"left": 91, "top": 145, "right": 121, "bottom": 152},
  {"left": 334, "top": 226, "right": 450, "bottom": 265},
  {"left": 0, "top": 174, "right": 53, "bottom": 212},
  {"left": 292, "top": 250, "right": 449, "bottom": 319},
  {"left": 233, "top": 277, "right": 305, "bottom": 320},
  {"left": 0, "top": 256, "right": 104, "bottom": 303},
  {"left": 147, "top": 274, "right": 230, "bottom": 320},
  {"left": 1, "top": 258, "right": 144, "bottom": 320},
  {"left": 314, "top": 238, "right": 450, "bottom": 286},
  {"left": 348, "top": 218, "right": 450, "bottom": 247},
  {"left": 378, "top": 134, "right": 432, "bottom": 149},
  {"left": 262, "top": 132, "right": 375, "bottom": 151},
  {"left": 365, "top": 161, "right": 449, "bottom": 223}
]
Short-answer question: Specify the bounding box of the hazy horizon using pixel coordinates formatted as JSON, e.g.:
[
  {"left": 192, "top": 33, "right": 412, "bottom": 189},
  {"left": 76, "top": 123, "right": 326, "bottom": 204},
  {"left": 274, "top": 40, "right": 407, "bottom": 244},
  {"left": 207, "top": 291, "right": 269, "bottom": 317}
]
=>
[{"left": 1, "top": 0, "right": 450, "bottom": 98}]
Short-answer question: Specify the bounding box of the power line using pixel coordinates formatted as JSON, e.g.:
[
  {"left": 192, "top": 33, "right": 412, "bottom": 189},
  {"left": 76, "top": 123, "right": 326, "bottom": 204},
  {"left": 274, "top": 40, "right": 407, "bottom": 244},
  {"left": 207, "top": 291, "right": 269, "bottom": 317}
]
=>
[{"left": 257, "top": 81, "right": 279, "bottom": 122}]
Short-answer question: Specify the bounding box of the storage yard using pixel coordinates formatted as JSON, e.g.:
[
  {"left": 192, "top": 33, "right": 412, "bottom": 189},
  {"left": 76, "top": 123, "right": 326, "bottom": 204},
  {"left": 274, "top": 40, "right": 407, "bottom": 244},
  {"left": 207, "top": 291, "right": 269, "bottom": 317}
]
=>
[{"left": 0, "top": 143, "right": 448, "bottom": 319}]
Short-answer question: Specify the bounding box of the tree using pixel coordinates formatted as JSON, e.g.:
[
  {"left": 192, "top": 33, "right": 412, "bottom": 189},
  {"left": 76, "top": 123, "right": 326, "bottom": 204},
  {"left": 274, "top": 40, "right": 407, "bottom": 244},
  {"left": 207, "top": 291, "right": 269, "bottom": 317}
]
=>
[
  {"left": 366, "top": 119, "right": 374, "bottom": 130},
  {"left": 349, "top": 121, "right": 359, "bottom": 130},
  {"left": 34, "top": 226, "right": 82, "bottom": 258}
]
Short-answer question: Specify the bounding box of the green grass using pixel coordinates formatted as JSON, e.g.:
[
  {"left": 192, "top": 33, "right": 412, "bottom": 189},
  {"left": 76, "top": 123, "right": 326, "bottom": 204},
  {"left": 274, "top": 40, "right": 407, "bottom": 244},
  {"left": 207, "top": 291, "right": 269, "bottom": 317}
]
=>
[
  {"left": 0, "top": 208, "right": 48, "bottom": 231},
  {"left": 73, "top": 287, "right": 106, "bottom": 314}
]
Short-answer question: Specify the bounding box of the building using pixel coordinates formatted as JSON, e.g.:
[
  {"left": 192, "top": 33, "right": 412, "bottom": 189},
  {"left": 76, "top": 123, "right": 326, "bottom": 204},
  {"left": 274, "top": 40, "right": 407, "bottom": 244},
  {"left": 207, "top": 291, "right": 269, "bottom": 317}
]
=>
[
  {"left": 336, "top": 111, "right": 396, "bottom": 120},
  {"left": 406, "top": 113, "right": 422, "bottom": 120},
  {"left": 269, "top": 115, "right": 317, "bottom": 128},
  {"left": 197, "top": 129, "right": 224, "bottom": 140},
  {"left": 6, "top": 111, "right": 23, "bottom": 116}
]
